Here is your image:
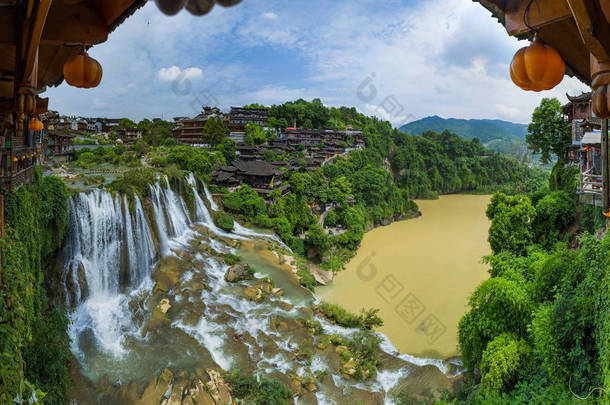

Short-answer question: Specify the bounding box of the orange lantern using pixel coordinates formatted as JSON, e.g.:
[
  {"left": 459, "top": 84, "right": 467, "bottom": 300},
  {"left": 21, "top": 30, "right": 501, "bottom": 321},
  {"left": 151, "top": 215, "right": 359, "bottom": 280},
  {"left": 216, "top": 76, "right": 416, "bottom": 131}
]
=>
[
  {"left": 12, "top": 157, "right": 17, "bottom": 162},
  {"left": 510, "top": 35, "right": 565, "bottom": 92},
  {"left": 29, "top": 117, "right": 43, "bottom": 132},
  {"left": 63, "top": 50, "right": 103, "bottom": 89}
]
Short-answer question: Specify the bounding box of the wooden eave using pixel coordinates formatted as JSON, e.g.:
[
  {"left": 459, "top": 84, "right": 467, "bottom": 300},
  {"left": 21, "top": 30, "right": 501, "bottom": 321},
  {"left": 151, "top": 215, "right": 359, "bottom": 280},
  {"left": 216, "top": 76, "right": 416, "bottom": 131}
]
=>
[
  {"left": 475, "top": 0, "right": 610, "bottom": 85},
  {"left": 0, "top": 0, "right": 145, "bottom": 101}
]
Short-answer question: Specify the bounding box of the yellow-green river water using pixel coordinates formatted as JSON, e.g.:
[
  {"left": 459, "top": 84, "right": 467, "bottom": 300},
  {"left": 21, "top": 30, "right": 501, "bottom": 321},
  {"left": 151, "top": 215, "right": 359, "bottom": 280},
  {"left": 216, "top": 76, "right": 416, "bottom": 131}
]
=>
[{"left": 320, "top": 194, "right": 492, "bottom": 359}]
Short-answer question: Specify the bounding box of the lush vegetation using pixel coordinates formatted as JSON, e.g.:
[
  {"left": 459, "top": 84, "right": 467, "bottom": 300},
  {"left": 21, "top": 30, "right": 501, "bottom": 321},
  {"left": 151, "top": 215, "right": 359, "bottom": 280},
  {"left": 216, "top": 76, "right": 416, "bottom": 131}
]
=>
[
  {"left": 219, "top": 100, "right": 546, "bottom": 287},
  {"left": 452, "top": 98, "right": 608, "bottom": 404},
  {"left": 0, "top": 170, "right": 71, "bottom": 404},
  {"left": 317, "top": 302, "right": 383, "bottom": 330},
  {"left": 399, "top": 115, "right": 528, "bottom": 158},
  {"left": 224, "top": 370, "right": 293, "bottom": 404}
]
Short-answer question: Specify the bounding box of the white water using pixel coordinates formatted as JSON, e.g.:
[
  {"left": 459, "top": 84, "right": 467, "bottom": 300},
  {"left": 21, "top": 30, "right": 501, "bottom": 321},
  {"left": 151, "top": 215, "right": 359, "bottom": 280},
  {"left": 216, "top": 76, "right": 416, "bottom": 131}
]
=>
[
  {"left": 64, "top": 173, "right": 450, "bottom": 400},
  {"left": 202, "top": 180, "right": 219, "bottom": 211}
]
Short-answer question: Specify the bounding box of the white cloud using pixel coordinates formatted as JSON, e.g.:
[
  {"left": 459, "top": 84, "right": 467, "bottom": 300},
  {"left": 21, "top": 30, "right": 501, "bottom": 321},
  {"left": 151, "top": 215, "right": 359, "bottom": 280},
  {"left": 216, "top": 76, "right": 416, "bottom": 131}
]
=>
[
  {"left": 262, "top": 12, "right": 278, "bottom": 20},
  {"left": 157, "top": 66, "right": 204, "bottom": 82}
]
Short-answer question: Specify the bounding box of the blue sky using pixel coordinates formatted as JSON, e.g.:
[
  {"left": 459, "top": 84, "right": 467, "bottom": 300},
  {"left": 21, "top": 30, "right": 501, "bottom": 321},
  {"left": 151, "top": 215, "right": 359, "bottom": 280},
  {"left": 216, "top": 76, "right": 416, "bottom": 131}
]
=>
[{"left": 45, "top": 0, "right": 590, "bottom": 125}]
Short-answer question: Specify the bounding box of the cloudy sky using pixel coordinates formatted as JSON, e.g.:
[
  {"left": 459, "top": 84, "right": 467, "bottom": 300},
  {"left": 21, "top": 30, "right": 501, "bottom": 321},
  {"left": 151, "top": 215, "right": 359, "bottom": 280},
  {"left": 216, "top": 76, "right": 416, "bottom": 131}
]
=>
[{"left": 45, "top": 0, "right": 590, "bottom": 125}]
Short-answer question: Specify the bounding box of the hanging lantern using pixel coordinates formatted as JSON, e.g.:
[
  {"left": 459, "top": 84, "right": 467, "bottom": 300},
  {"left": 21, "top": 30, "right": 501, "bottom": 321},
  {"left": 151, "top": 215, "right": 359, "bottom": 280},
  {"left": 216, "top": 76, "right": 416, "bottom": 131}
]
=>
[
  {"left": 186, "top": 0, "right": 214, "bottom": 15},
  {"left": 155, "top": 0, "right": 188, "bottom": 15},
  {"left": 12, "top": 157, "right": 17, "bottom": 162},
  {"left": 510, "top": 35, "right": 565, "bottom": 92},
  {"left": 28, "top": 117, "right": 43, "bottom": 132},
  {"left": 63, "top": 50, "right": 103, "bottom": 89}
]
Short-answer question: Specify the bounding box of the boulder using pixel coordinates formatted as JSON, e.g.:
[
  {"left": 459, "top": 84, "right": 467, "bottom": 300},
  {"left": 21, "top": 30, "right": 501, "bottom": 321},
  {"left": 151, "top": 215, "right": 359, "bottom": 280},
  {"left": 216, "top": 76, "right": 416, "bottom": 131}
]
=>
[
  {"left": 244, "top": 285, "right": 264, "bottom": 302},
  {"left": 310, "top": 266, "right": 332, "bottom": 285},
  {"left": 139, "top": 368, "right": 173, "bottom": 405},
  {"left": 271, "top": 287, "right": 284, "bottom": 296},
  {"left": 188, "top": 378, "right": 215, "bottom": 405},
  {"left": 205, "top": 369, "right": 232, "bottom": 405},
  {"left": 278, "top": 301, "right": 294, "bottom": 311},
  {"left": 389, "top": 364, "right": 452, "bottom": 403},
  {"left": 142, "top": 298, "right": 171, "bottom": 336},
  {"left": 224, "top": 264, "right": 253, "bottom": 283}
]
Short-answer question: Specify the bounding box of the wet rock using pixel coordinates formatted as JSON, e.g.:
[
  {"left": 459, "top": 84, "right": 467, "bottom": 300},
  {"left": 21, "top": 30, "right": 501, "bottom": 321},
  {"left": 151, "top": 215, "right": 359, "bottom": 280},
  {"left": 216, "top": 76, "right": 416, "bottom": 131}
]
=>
[
  {"left": 278, "top": 301, "right": 294, "bottom": 311},
  {"left": 188, "top": 378, "right": 215, "bottom": 405},
  {"left": 271, "top": 287, "right": 284, "bottom": 296},
  {"left": 244, "top": 284, "right": 264, "bottom": 302},
  {"left": 153, "top": 259, "right": 183, "bottom": 293},
  {"left": 117, "top": 380, "right": 139, "bottom": 403},
  {"left": 389, "top": 364, "right": 452, "bottom": 403},
  {"left": 205, "top": 369, "right": 232, "bottom": 405},
  {"left": 224, "top": 264, "right": 253, "bottom": 282},
  {"left": 310, "top": 265, "right": 332, "bottom": 285},
  {"left": 167, "top": 375, "right": 187, "bottom": 405},
  {"left": 139, "top": 368, "right": 173, "bottom": 405},
  {"left": 342, "top": 358, "right": 357, "bottom": 377},
  {"left": 142, "top": 298, "right": 171, "bottom": 336},
  {"left": 350, "top": 387, "right": 384, "bottom": 405}
]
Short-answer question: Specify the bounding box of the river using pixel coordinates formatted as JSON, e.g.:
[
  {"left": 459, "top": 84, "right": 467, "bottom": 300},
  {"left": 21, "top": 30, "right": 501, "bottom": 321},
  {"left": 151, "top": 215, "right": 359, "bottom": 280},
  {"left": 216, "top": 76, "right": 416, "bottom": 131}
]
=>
[{"left": 320, "top": 194, "right": 491, "bottom": 360}]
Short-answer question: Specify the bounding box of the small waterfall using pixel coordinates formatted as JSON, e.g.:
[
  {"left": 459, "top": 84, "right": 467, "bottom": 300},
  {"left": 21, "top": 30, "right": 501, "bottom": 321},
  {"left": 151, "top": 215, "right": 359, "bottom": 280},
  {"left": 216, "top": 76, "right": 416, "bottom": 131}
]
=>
[{"left": 203, "top": 181, "right": 218, "bottom": 211}]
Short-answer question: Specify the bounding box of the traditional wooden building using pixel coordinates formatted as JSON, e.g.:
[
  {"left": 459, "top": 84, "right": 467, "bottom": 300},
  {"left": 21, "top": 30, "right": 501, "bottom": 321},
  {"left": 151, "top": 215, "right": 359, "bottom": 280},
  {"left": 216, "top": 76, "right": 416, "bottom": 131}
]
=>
[
  {"left": 173, "top": 106, "right": 227, "bottom": 145},
  {"left": 212, "top": 160, "right": 289, "bottom": 196},
  {"left": 228, "top": 107, "right": 268, "bottom": 132},
  {"left": 475, "top": 0, "right": 610, "bottom": 211}
]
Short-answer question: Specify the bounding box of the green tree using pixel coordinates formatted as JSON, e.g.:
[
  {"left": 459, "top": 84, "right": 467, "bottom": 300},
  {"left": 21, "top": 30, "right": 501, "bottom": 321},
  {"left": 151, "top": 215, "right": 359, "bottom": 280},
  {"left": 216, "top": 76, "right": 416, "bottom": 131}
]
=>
[
  {"left": 202, "top": 117, "right": 229, "bottom": 146},
  {"left": 118, "top": 117, "right": 136, "bottom": 129},
  {"left": 486, "top": 193, "right": 536, "bottom": 255},
  {"left": 458, "top": 277, "right": 532, "bottom": 371},
  {"left": 479, "top": 333, "right": 531, "bottom": 396},
  {"left": 526, "top": 98, "right": 570, "bottom": 163},
  {"left": 218, "top": 137, "right": 237, "bottom": 163},
  {"left": 303, "top": 118, "right": 313, "bottom": 129},
  {"left": 245, "top": 123, "right": 267, "bottom": 145}
]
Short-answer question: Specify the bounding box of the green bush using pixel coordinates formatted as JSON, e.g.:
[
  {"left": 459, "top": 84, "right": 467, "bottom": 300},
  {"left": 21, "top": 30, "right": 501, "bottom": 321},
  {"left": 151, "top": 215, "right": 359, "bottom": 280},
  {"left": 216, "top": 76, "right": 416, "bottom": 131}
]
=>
[
  {"left": 216, "top": 211, "right": 235, "bottom": 231},
  {"left": 224, "top": 370, "right": 292, "bottom": 404},
  {"left": 480, "top": 333, "right": 531, "bottom": 396},
  {"left": 0, "top": 171, "right": 71, "bottom": 404}
]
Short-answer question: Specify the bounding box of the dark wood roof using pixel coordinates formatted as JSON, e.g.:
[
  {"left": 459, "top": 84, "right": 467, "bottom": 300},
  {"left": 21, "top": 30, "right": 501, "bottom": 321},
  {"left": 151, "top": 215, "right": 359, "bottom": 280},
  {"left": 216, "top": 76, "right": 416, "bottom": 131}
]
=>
[{"left": 233, "top": 160, "right": 280, "bottom": 177}]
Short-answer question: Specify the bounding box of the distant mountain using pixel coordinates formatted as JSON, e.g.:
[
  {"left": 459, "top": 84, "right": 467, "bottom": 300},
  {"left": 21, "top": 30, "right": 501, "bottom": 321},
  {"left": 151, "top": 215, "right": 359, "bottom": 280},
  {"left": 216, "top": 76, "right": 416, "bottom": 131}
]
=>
[{"left": 399, "top": 116, "right": 529, "bottom": 157}]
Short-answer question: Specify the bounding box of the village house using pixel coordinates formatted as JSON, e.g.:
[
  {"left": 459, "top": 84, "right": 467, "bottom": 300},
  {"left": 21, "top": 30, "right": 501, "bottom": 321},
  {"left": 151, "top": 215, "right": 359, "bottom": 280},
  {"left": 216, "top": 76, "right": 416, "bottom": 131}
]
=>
[
  {"left": 114, "top": 128, "right": 143, "bottom": 144},
  {"left": 212, "top": 160, "right": 289, "bottom": 197},
  {"left": 228, "top": 107, "right": 269, "bottom": 132},
  {"left": 172, "top": 106, "right": 227, "bottom": 146}
]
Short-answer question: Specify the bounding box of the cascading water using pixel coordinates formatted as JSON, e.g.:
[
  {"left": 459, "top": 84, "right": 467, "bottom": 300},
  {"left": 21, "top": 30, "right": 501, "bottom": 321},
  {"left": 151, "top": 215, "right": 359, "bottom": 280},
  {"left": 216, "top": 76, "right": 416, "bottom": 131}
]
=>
[
  {"left": 202, "top": 180, "right": 219, "bottom": 211},
  {"left": 63, "top": 173, "right": 454, "bottom": 403},
  {"left": 64, "top": 189, "right": 158, "bottom": 357}
]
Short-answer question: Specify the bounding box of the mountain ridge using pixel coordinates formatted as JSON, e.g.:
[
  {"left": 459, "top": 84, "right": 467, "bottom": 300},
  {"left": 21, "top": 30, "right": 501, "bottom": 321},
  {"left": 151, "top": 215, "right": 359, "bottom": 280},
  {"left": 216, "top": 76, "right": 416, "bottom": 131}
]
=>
[{"left": 399, "top": 115, "right": 528, "bottom": 157}]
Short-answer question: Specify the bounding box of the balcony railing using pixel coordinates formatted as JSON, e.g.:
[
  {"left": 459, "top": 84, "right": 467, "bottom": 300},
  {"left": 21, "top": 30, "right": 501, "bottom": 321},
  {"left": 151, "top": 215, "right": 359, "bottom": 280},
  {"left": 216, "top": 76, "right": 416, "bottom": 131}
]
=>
[{"left": 579, "top": 168, "right": 603, "bottom": 195}]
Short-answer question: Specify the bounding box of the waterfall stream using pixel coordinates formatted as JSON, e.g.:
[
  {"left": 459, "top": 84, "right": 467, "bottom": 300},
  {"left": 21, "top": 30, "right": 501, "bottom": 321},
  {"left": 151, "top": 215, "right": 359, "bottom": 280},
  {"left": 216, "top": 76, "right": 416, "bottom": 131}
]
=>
[{"left": 63, "top": 173, "right": 454, "bottom": 404}]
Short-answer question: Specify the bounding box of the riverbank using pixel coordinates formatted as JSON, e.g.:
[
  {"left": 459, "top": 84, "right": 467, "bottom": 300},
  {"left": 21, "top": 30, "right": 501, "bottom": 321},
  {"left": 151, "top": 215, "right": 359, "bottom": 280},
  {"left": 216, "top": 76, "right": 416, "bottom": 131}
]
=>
[{"left": 320, "top": 194, "right": 492, "bottom": 359}]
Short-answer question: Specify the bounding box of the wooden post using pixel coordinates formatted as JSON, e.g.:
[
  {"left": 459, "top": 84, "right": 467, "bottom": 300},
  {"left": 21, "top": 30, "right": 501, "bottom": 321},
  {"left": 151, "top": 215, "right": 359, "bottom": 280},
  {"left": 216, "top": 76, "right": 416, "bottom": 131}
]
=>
[{"left": 601, "top": 118, "right": 610, "bottom": 212}]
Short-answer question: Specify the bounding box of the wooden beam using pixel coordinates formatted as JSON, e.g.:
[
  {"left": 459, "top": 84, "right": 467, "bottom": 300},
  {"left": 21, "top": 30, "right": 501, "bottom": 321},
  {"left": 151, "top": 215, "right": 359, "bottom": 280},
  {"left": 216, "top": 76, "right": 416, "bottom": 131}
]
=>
[
  {"left": 22, "top": 0, "right": 52, "bottom": 86},
  {"left": 0, "top": 7, "right": 18, "bottom": 44},
  {"left": 566, "top": 0, "right": 610, "bottom": 62},
  {"left": 41, "top": 3, "right": 109, "bottom": 45},
  {"left": 504, "top": 0, "right": 573, "bottom": 35}
]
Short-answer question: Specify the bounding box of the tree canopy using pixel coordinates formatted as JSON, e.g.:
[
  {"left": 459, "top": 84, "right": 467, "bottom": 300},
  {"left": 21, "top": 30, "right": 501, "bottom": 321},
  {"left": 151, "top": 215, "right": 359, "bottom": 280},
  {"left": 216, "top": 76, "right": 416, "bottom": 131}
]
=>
[{"left": 526, "top": 98, "right": 570, "bottom": 164}]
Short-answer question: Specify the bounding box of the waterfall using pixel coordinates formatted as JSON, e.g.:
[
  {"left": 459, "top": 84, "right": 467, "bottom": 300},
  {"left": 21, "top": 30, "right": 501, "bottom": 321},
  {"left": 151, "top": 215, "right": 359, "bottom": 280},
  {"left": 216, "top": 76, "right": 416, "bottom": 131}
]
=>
[
  {"left": 62, "top": 188, "right": 157, "bottom": 292},
  {"left": 203, "top": 181, "right": 218, "bottom": 211}
]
